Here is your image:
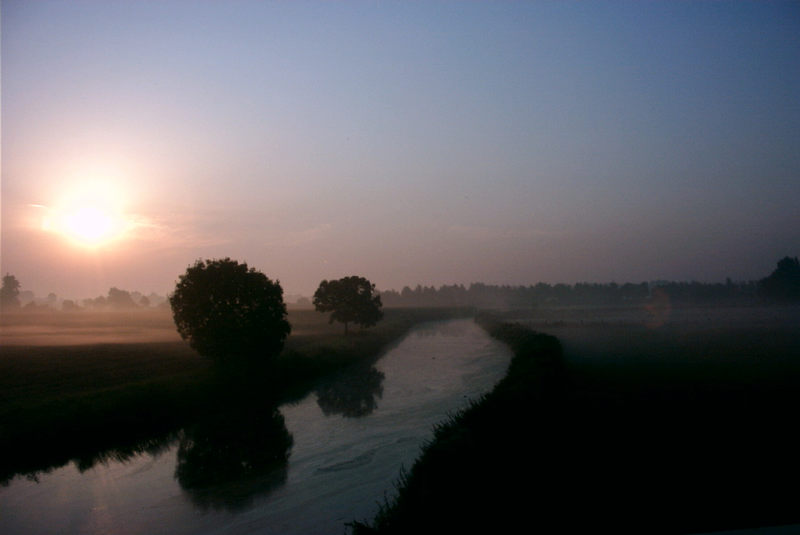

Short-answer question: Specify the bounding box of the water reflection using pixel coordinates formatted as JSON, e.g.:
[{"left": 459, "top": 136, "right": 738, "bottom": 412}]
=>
[
  {"left": 412, "top": 321, "right": 471, "bottom": 337},
  {"left": 1, "top": 427, "right": 180, "bottom": 486},
  {"left": 412, "top": 321, "right": 475, "bottom": 338},
  {"left": 315, "top": 364, "right": 385, "bottom": 418},
  {"left": 0, "top": 320, "right": 515, "bottom": 535},
  {"left": 175, "top": 403, "right": 293, "bottom": 512},
  {"left": 73, "top": 432, "right": 176, "bottom": 473},
  {"left": 2, "top": 385, "right": 295, "bottom": 514},
  {"left": 1, "top": 322, "right": 465, "bottom": 489}
]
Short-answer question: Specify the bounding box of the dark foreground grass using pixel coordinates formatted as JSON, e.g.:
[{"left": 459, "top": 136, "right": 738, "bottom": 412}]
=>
[
  {"left": 351, "top": 317, "right": 800, "bottom": 534},
  {"left": 0, "top": 307, "right": 469, "bottom": 484}
]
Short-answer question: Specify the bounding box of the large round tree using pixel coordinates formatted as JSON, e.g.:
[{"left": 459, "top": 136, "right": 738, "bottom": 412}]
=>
[{"left": 170, "top": 258, "right": 291, "bottom": 363}]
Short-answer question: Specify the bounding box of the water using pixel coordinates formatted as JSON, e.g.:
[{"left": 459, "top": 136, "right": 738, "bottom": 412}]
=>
[{"left": 0, "top": 319, "right": 512, "bottom": 535}]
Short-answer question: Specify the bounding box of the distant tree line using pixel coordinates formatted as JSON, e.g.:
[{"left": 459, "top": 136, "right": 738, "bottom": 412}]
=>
[
  {"left": 81, "top": 288, "right": 167, "bottom": 310},
  {"left": 2, "top": 257, "right": 798, "bottom": 314},
  {"left": 0, "top": 275, "right": 168, "bottom": 312},
  {"left": 379, "top": 280, "right": 758, "bottom": 308},
  {"left": 378, "top": 259, "right": 800, "bottom": 308}
]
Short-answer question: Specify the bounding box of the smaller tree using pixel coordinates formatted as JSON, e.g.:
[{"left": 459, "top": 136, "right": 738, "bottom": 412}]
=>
[
  {"left": 0, "top": 274, "right": 21, "bottom": 310},
  {"left": 313, "top": 276, "right": 383, "bottom": 335}
]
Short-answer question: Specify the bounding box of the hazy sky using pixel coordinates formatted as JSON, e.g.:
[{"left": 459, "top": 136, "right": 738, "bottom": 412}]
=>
[{"left": 2, "top": 1, "right": 799, "bottom": 299}]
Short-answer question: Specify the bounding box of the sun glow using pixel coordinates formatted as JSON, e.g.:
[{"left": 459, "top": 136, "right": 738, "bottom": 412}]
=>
[
  {"left": 63, "top": 205, "right": 125, "bottom": 245},
  {"left": 42, "top": 182, "right": 132, "bottom": 248}
]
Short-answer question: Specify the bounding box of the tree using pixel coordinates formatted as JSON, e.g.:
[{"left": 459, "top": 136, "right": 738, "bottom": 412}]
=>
[
  {"left": 313, "top": 276, "right": 383, "bottom": 335},
  {"left": 759, "top": 256, "right": 800, "bottom": 302},
  {"left": 107, "top": 287, "right": 138, "bottom": 309},
  {"left": 0, "top": 274, "right": 21, "bottom": 310},
  {"left": 169, "top": 258, "right": 291, "bottom": 363},
  {"left": 176, "top": 406, "right": 292, "bottom": 511}
]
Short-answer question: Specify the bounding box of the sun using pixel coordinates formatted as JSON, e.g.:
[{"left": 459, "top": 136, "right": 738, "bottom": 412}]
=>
[
  {"left": 42, "top": 182, "right": 132, "bottom": 248},
  {"left": 61, "top": 205, "right": 126, "bottom": 246}
]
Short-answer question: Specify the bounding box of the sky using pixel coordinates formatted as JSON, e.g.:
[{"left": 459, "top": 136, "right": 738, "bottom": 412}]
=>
[{"left": 2, "top": 1, "right": 799, "bottom": 300}]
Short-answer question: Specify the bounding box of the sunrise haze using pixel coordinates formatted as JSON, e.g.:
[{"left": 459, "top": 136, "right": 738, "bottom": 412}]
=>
[{"left": 2, "top": 1, "right": 799, "bottom": 299}]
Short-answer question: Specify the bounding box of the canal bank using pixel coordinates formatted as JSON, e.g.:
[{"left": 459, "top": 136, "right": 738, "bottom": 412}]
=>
[{"left": 353, "top": 317, "right": 800, "bottom": 534}]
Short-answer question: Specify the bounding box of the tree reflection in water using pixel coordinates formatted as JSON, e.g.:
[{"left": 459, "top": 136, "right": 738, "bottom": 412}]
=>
[
  {"left": 315, "top": 364, "right": 385, "bottom": 418},
  {"left": 73, "top": 432, "right": 177, "bottom": 473},
  {"left": 175, "top": 404, "right": 293, "bottom": 512},
  {"left": 2, "top": 360, "right": 384, "bottom": 510}
]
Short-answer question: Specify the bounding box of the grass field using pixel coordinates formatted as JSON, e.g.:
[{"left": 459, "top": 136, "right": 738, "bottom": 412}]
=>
[
  {"left": 0, "top": 307, "right": 469, "bottom": 483},
  {"left": 0, "top": 307, "right": 363, "bottom": 346}
]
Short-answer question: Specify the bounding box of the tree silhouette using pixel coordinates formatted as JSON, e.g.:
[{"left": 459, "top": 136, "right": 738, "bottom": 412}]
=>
[
  {"left": 0, "top": 274, "right": 21, "bottom": 310},
  {"left": 313, "top": 276, "right": 383, "bottom": 335},
  {"left": 175, "top": 406, "right": 292, "bottom": 511},
  {"left": 169, "top": 258, "right": 291, "bottom": 363},
  {"left": 315, "top": 364, "right": 385, "bottom": 418},
  {"left": 759, "top": 256, "right": 800, "bottom": 302},
  {"left": 107, "top": 287, "right": 137, "bottom": 309}
]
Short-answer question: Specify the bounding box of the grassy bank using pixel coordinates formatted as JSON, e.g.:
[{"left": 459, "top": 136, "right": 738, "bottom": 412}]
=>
[
  {"left": 352, "top": 317, "right": 800, "bottom": 534},
  {"left": 0, "top": 307, "right": 469, "bottom": 483}
]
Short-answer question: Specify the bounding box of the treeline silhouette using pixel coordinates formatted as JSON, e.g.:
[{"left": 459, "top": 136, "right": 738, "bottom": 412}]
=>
[
  {"left": 379, "top": 258, "right": 800, "bottom": 307},
  {"left": 3, "top": 257, "right": 798, "bottom": 313},
  {"left": 380, "top": 279, "right": 759, "bottom": 308},
  {"left": 3, "top": 286, "right": 169, "bottom": 311}
]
